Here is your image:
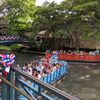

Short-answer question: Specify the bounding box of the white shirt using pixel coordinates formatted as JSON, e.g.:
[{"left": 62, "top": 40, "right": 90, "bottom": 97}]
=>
[{"left": 27, "top": 68, "right": 32, "bottom": 76}]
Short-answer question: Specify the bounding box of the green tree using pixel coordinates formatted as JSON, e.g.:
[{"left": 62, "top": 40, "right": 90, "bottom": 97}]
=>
[
  {"left": 32, "top": 1, "right": 70, "bottom": 49},
  {"left": 59, "top": 0, "right": 100, "bottom": 49},
  {"left": 5, "top": 0, "right": 36, "bottom": 35},
  {"left": 33, "top": 0, "right": 100, "bottom": 50}
]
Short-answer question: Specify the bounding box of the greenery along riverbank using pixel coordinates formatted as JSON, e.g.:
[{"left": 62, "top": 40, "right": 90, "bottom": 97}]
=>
[
  {"left": 0, "top": 45, "right": 11, "bottom": 51},
  {"left": 0, "top": 44, "right": 24, "bottom": 51},
  {"left": 0, "top": 0, "right": 100, "bottom": 50},
  {"left": 0, "top": 44, "right": 45, "bottom": 55}
]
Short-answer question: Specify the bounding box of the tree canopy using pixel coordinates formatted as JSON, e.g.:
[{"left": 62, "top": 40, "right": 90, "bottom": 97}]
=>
[
  {"left": 4, "top": 0, "right": 36, "bottom": 34},
  {"left": 0, "top": 0, "right": 100, "bottom": 49},
  {"left": 32, "top": 0, "right": 100, "bottom": 49}
]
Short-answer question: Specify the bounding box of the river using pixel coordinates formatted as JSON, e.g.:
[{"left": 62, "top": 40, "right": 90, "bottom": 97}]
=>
[
  {"left": 56, "top": 63, "right": 100, "bottom": 100},
  {"left": 1, "top": 52, "right": 100, "bottom": 100}
]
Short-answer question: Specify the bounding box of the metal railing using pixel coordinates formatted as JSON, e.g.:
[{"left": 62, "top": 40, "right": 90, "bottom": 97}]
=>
[{"left": 1, "top": 67, "right": 78, "bottom": 100}]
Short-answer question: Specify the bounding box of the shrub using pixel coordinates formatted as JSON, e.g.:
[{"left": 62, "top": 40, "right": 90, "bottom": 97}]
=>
[{"left": 10, "top": 44, "right": 23, "bottom": 52}]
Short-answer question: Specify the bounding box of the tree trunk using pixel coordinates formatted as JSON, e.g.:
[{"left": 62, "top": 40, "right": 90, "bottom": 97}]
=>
[{"left": 71, "top": 32, "right": 81, "bottom": 50}]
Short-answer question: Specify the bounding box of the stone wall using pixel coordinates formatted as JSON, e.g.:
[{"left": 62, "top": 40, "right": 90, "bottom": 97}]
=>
[{"left": 81, "top": 39, "right": 100, "bottom": 49}]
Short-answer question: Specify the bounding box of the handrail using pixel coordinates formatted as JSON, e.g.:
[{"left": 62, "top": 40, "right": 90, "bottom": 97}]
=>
[
  {"left": 11, "top": 67, "right": 78, "bottom": 100},
  {"left": 1, "top": 77, "right": 33, "bottom": 100}
]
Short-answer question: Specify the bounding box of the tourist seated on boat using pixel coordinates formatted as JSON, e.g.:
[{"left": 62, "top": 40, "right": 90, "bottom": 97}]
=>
[
  {"left": 48, "top": 50, "right": 89, "bottom": 55},
  {"left": 20, "top": 54, "right": 64, "bottom": 80},
  {"left": 37, "top": 65, "right": 43, "bottom": 74},
  {"left": 41, "top": 57, "right": 50, "bottom": 68},
  {"left": 34, "top": 71, "right": 41, "bottom": 79},
  {"left": 46, "top": 50, "right": 50, "bottom": 54},
  {"left": 95, "top": 49, "right": 99, "bottom": 55},
  {"left": 46, "top": 66, "right": 52, "bottom": 74},
  {"left": 27, "top": 61, "right": 32, "bottom": 67},
  {"left": 41, "top": 63, "right": 45, "bottom": 70},
  {"left": 56, "top": 63, "right": 61, "bottom": 69},
  {"left": 31, "top": 61, "right": 46, "bottom": 78},
  {"left": 89, "top": 51, "right": 96, "bottom": 56},
  {"left": 32, "top": 59, "right": 38, "bottom": 65},
  {"left": 34, "top": 63, "right": 39, "bottom": 70},
  {"left": 49, "top": 51, "right": 58, "bottom": 64},
  {"left": 22, "top": 62, "right": 29, "bottom": 72},
  {"left": 51, "top": 64, "right": 56, "bottom": 71},
  {"left": 41, "top": 57, "right": 49, "bottom": 62},
  {"left": 41, "top": 69, "right": 47, "bottom": 77},
  {"left": 27, "top": 67, "right": 32, "bottom": 76}
]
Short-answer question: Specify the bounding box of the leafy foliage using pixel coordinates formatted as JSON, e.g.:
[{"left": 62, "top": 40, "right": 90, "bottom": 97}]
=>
[
  {"left": 0, "top": 0, "right": 100, "bottom": 49},
  {"left": 10, "top": 44, "right": 23, "bottom": 51},
  {"left": 5, "top": 0, "right": 36, "bottom": 34},
  {"left": 32, "top": 0, "right": 100, "bottom": 49}
]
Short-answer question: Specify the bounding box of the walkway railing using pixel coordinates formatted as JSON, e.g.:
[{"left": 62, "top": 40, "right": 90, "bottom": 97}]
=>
[
  {"left": 0, "top": 35, "right": 23, "bottom": 41},
  {"left": 1, "top": 67, "right": 78, "bottom": 100},
  {"left": 0, "top": 35, "right": 29, "bottom": 44}
]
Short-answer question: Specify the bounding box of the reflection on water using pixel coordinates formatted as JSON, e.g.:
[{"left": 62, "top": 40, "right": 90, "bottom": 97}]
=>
[{"left": 1, "top": 51, "right": 100, "bottom": 100}]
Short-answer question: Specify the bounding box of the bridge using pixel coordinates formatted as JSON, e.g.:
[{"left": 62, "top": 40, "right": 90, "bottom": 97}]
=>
[
  {"left": 0, "top": 66, "right": 78, "bottom": 100},
  {"left": 0, "top": 35, "right": 29, "bottom": 44}
]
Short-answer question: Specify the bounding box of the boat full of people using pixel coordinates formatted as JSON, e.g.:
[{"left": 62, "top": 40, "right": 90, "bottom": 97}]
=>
[
  {"left": 46, "top": 50, "right": 100, "bottom": 63},
  {"left": 18, "top": 54, "right": 68, "bottom": 99},
  {"left": 21, "top": 53, "right": 68, "bottom": 84}
]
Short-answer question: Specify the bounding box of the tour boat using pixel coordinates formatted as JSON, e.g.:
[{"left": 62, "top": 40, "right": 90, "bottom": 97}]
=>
[
  {"left": 19, "top": 55, "right": 68, "bottom": 100},
  {"left": 46, "top": 53, "right": 100, "bottom": 63}
]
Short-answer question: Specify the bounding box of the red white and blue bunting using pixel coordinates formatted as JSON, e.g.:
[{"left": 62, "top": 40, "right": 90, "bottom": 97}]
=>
[{"left": 0, "top": 54, "right": 16, "bottom": 76}]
